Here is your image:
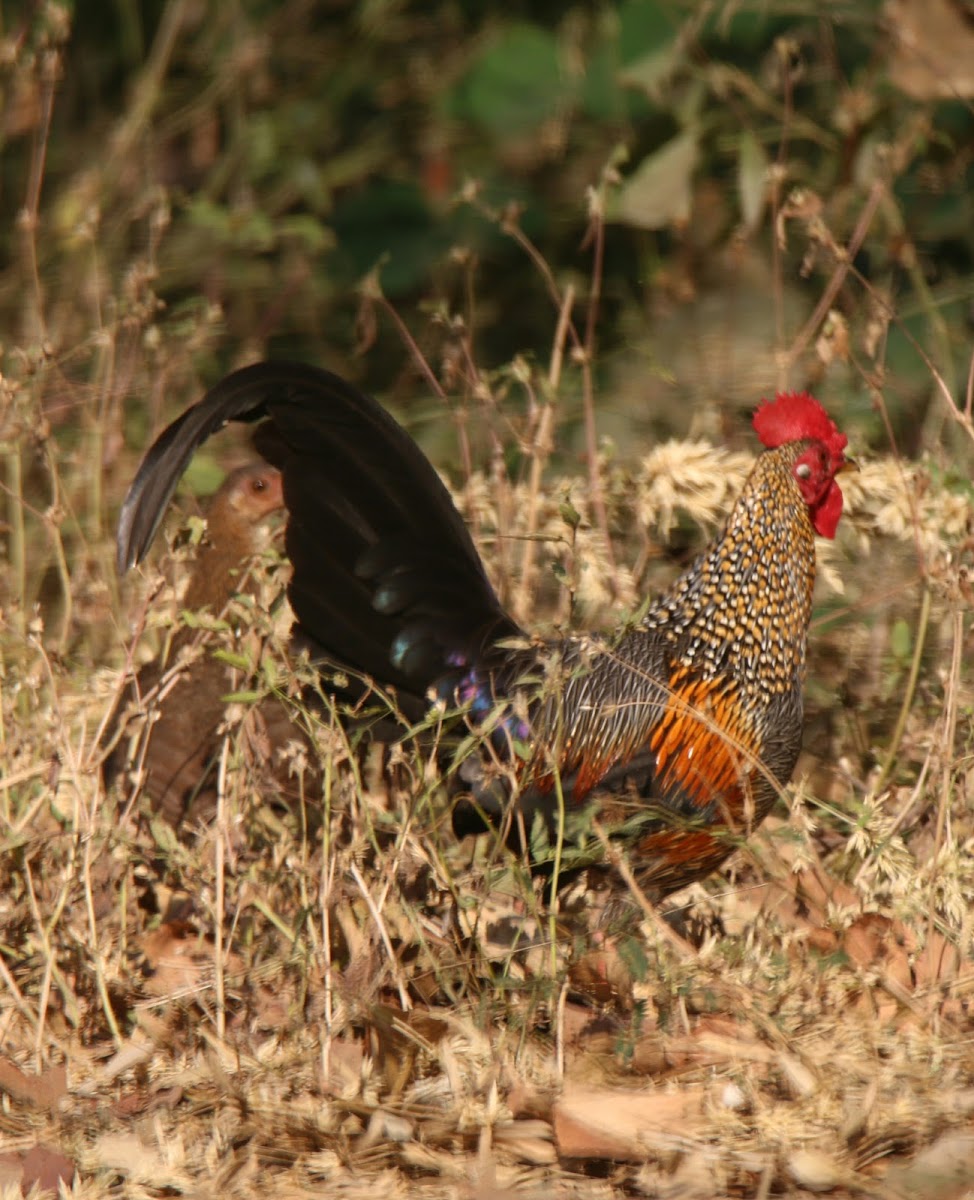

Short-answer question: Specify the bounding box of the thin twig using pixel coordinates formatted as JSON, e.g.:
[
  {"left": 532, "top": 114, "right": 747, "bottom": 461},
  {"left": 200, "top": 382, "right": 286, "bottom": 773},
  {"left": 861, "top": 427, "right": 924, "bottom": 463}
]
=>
[
  {"left": 872, "top": 581, "right": 931, "bottom": 797},
  {"left": 580, "top": 185, "right": 616, "bottom": 577},
  {"left": 928, "top": 607, "right": 963, "bottom": 978},
  {"left": 349, "top": 860, "right": 412, "bottom": 1012},
  {"left": 785, "top": 177, "right": 886, "bottom": 372},
  {"left": 214, "top": 736, "right": 229, "bottom": 1043}
]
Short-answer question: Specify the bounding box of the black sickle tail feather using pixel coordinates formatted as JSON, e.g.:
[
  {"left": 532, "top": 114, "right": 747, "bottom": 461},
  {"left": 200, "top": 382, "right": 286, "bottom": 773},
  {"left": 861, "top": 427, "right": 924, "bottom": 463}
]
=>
[{"left": 117, "top": 361, "right": 521, "bottom": 709}]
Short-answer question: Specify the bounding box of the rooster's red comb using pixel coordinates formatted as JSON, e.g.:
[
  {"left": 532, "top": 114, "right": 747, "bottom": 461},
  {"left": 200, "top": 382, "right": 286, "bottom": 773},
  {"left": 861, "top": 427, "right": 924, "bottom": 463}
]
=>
[{"left": 752, "top": 391, "right": 847, "bottom": 460}]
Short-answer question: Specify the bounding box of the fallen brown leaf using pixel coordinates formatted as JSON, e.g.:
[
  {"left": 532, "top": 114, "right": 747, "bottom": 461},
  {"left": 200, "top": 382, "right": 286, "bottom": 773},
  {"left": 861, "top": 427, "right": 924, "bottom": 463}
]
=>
[
  {"left": 19, "top": 1144, "right": 76, "bottom": 1197},
  {"left": 0, "top": 1058, "right": 67, "bottom": 1112},
  {"left": 554, "top": 1084, "right": 708, "bottom": 1160}
]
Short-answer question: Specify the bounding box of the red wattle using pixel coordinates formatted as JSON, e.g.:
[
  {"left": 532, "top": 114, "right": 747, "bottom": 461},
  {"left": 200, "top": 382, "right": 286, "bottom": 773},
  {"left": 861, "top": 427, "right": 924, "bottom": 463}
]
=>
[{"left": 811, "top": 480, "right": 843, "bottom": 539}]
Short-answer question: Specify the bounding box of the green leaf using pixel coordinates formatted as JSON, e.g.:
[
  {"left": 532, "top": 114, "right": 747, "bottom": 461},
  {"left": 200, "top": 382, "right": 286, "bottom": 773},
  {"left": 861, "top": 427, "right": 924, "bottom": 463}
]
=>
[
  {"left": 180, "top": 611, "right": 231, "bottom": 632},
  {"left": 276, "top": 215, "right": 335, "bottom": 252},
  {"left": 211, "top": 649, "right": 253, "bottom": 670},
  {"left": 890, "top": 619, "right": 912, "bottom": 661},
  {"left": 618, "top": 42, "right": 683, "bottom": 102},
  {"left": 737, "top": 130, "right": 769, "bottom": 232},
  {"left": 617, "top": 0, "right": 679, "bottom": 65},
  {"left": 452, "top": 23, "right": 571, "bottom": 139},
  {"left": 607, "top": 131, "right": 698, "bottom": 230},
  {"left": 330, "top": 179, "right": 448, "bottom": 295},
  {"left": 616, "top": 935, "right": 650, "bottom": 984},
  {"left": 618, "top": 43, "right": 681, "bottom": 100},
  {"left": 183, "top": 458, "right": 227, "bottom": 498},
  {"left": 559, "top": 497, "right": 581, "bottom": 530}
]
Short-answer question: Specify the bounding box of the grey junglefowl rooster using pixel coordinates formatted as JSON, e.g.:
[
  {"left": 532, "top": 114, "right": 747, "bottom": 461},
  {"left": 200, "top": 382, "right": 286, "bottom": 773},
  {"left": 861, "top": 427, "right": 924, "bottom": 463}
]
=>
[{"left": 115, "top": 363, "right": 851, "bottom": 898}]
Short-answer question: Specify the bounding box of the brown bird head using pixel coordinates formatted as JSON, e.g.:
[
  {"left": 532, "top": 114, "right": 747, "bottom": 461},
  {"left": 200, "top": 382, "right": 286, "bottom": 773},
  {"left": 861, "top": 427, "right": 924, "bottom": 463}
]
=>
[
  {"left": 180, "top": 461, "right": 285, "bottom": 612},
  {"left": 216, "top": 461, "right": 285, "bottom": 524},
  {"left": 752, "top": 391, "right": 851, "bottom": 539}
]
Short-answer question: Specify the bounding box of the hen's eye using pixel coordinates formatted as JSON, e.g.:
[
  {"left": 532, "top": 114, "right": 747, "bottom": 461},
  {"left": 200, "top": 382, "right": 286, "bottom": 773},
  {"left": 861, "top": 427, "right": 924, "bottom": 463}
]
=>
[{"left": 795, "top": 462, "right": 812, "bottom": 479}]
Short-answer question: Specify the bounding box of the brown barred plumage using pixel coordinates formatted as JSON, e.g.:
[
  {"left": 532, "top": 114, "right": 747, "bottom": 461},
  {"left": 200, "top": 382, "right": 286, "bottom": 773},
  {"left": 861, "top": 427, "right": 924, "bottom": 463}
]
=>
[{"left": 105, "top": 461, "right": 318, "bottom": 825}]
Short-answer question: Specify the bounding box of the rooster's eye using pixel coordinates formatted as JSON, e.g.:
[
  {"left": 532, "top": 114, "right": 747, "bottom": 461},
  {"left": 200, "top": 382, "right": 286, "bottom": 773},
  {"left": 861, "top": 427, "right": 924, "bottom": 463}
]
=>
[{"left": 795, "top": 462, "right": 812, "bottom": 480}]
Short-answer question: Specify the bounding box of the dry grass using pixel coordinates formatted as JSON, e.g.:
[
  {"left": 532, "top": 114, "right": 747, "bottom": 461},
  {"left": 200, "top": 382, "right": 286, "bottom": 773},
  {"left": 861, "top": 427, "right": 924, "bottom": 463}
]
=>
[{"left": 3, "top": 418, "right": 974, "bottom": 1198}]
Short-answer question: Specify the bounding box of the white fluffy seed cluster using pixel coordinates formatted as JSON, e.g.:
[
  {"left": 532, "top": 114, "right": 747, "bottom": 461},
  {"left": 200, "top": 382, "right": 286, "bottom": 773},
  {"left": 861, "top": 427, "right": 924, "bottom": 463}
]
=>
[{"left": 451, "top": 444, "right": 962, "bottom": 623}]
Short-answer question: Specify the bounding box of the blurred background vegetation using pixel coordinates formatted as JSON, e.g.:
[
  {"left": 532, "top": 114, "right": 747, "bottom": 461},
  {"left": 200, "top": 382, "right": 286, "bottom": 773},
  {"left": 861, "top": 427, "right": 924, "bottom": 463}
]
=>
[{"left": 1, "top": 0, "right": 974, "bottom": 655}]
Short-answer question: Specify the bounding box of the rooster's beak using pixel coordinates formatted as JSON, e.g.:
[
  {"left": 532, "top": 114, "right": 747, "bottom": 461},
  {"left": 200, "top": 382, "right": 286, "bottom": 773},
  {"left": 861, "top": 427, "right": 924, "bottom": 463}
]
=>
[{"left": 837, "top": 457, "right": 859, "bottom": 474}]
